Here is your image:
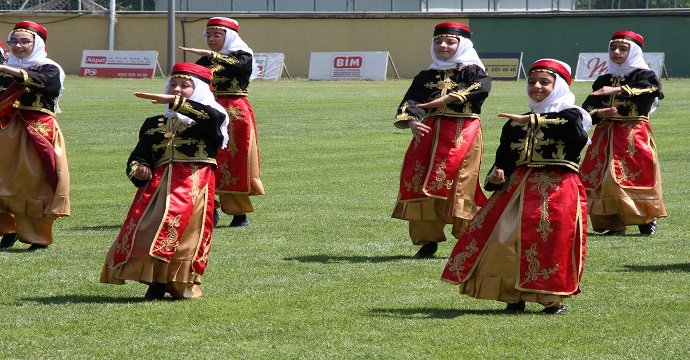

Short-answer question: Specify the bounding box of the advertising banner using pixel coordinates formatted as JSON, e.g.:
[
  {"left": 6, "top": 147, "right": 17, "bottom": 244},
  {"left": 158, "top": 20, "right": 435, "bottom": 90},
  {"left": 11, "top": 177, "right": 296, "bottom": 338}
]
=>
[
  {"left": 308, "top": 51, "right": 389, "bottom": 80},
  {"left": 575, "top": 52, "right": 665, "bottom": 81},
  {"left": 478, "top": 52, "right": 525, "bottom": 80},
  {"left": 79, "top": 50, "right": 158, "bottom": 78},
  {"left": 254, "top": 53, "right": 285, "bottom": 80}
]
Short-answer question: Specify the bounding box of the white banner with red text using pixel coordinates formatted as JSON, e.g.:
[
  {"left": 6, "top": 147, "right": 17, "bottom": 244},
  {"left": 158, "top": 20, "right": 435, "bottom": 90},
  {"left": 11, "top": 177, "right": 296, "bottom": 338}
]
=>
[
  {"left": 575, "top": 52, "right": 665, "bottom": 81},
  {"left": 79, "top": 50, "right": 158, "bottom": 78},
  {"left": 308, "top": 51, "right": 389, "bottom": 80}
]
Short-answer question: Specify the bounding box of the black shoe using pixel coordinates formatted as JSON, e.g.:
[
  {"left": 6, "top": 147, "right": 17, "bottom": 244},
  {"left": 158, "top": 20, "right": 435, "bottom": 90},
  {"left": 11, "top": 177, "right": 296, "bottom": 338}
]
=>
[
  {"left": 413, "top": 243, "right": 438, "bottom": 259},
  {"left": 27, "top": 244, "right": 48, "bottom": 251},
  {"left": 229, "top": 214, "right": 249, "bottom": 227},
  {"left": 541, "top": 305, "right": 568, "bottom": 315},
  {"left": 638, "top": 220, "right": 657, "bottom": 236},
  {"left": 0, "top": 233, "right": 18, "bottom": 249},
  {"left": 505, "top": 301, "right": 526, "bottom": 312},
  {"left": 603, "top": 230, "right": 625, "bottom": 236},
  {"left": 144, "top": 283, "right": 166, "bottom": 301},
  {"left": 213, "top": 209, "right": 221, "bottom": 227}
]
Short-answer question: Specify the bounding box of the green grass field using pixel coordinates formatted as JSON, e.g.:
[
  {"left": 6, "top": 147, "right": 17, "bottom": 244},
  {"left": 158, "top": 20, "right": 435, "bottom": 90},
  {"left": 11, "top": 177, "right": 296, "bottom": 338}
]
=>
[{"left": 1, "top": 76, "right": 688, "bottom": 359}]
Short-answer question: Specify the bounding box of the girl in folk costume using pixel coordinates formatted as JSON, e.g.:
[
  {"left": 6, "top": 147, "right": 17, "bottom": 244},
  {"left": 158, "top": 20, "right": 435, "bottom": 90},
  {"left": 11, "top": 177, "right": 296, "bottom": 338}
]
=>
[
  {"left": 180, "top": 17, "right": 263, "bottom": 228},
  {"left": 100, "top": 63, "right": 229, "bottom": 300},
  {"left": 441, "top": 59, "right": 590, "bottom": 315},
  {"left": 579, "top": 30, "right": 665, "bottom": 236},
  {"left": 0, "top": 21, "right": 69, "bottom": 250},
  {"left": 392, "top": 22, "right": 490, "bottom": 259}
]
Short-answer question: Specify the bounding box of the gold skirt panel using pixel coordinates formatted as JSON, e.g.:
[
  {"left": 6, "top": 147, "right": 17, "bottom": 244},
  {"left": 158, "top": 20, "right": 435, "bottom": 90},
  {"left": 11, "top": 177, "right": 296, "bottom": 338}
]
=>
[
  {"left": 101, "top": 169, "right": 209, "bottom": 298},
  {"left": 0, "top": 116, "right": 70, "bottom": 244},
  {"left": 458, "top": 194, "right": 566, "bottom": 307},
  {"left": 587, "top": 149, "right": 666, "bottom": 231}
]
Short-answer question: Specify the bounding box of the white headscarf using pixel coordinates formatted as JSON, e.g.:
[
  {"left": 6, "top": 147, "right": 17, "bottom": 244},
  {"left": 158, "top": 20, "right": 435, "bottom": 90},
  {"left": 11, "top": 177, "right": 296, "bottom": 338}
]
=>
[
  {"left": 606, "top": 40, "right": 649, "bottom": 77},
  {"left": 527, "top": 59, "right": 592, "bottom": 132},
  {"left": 164, "top": 76, "right": 230, "bottom": 149},
  {"left": 429, "top": 35, "right": 485, "bottom": 71},
  {"left": 606, "top": 39, "right": 659, "bottom": 113},
  {"left": 203, "top": 17, "right": 259, "bottom": 80},
  {"left": 7, "top": 29, "right": 66, "bottom": 113}
]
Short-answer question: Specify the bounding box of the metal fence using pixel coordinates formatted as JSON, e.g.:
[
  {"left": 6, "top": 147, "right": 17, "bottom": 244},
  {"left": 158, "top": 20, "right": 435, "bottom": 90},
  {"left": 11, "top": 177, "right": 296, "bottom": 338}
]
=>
[{"left": 0, "top": 0, "right": 687, "bottom": 12}]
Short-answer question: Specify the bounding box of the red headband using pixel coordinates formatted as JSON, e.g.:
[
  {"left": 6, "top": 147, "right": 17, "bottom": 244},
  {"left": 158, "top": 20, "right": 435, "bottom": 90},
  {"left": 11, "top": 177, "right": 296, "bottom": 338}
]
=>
[
  {"left": 13, "top": 21, "right": 48, "bottom": 40},
  {"left": 171, "top": 62, "right": 213, "bottom": 84},
  {"left": 529, "top": 59, "right": 572, "bottom": 85},
  {"left": 207, "top": 17, "right": 239, "bottom": 33},
  {"left": 611, "top": 30, "right": 644, "bottom": 47},
  {"left": 433, "top": 22, "right": 471, "bottom": 39}
]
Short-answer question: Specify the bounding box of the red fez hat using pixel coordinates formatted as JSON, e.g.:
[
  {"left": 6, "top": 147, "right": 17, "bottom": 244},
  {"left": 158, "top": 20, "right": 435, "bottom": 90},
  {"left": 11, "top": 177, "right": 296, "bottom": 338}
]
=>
[
  {"left": 171, "top": 62, "right": 213, "bottom": 84},
  {"left": 13, "top": 21, "right": 48, "bottom": 41},
  {"left": 434, "top": 22, "right": 471, "bottom": 39},
  {"left": 207, "top": 17, "right": 239, "bottom": 33},
  {"left": 529, "top": 59, "right": 572, "bottom": 85},
  {"left": 611, "top": 30, "right": 644, "bottom": 47}
]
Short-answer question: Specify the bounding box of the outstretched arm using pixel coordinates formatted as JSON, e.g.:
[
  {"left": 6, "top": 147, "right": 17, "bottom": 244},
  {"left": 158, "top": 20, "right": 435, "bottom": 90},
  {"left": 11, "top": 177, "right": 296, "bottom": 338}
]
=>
[
  {"left": 178, "top": 46, "right": 213, "bottom": 58},
  {"left": 497, "top": 113, "right": 530, "bottom": 125},
  {"left": 133, "top": 92, "right": 176, "bottom": 104}
]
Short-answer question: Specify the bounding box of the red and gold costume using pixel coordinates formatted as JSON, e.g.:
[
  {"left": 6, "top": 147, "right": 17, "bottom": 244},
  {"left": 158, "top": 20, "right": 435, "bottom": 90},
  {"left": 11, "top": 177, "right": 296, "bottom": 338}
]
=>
[
  {"left": 442, "top": 59, "right": 589, "bottom": 311},
  {"left": 101, "top": 63, "right": 227, "bottom": 299},
  {"left": 580, "top": 31, "right": 665, "bottom": 233},
  {"left": 197, "top": 17, "right": 264, "bottom": 217},
  {"left": 393, "top": 22, "right": 490, "bottom": 247},
  {"left": 0, "top": 21, "right": 69, "bottom": 247}
]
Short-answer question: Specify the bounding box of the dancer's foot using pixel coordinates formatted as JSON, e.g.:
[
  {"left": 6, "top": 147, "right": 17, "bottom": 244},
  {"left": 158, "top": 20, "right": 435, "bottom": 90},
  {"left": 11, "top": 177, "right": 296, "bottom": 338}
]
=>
[
  {"left": 229, "top": 214, "right": 249, "bottom": 227},
  {"left": 413, "top": 243, "right": 438, "bottom": 259},
  {"left": 0, "top": 233, "right": 18, "bottom": 249},
  {"left": 638, "top": 220, "right": 657, "bottom": 236},
  {"left": 144, "top": 283, "right": 166, "bottom": 301}
]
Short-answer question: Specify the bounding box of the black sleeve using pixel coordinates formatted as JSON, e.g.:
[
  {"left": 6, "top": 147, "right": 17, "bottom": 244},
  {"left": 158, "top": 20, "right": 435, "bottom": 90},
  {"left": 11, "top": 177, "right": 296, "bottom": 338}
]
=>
[
  {"left": 460, "top": 65, "right": 491, "bottom": 104},
  {"left": 126, "top": 119, "right": 156, "bottom": 188},
  {"left": 18, "top": 64, "right": 61, "bottom": 97},
  {"left": 170, "top": 97, "right": 226, "bottom": 151},
  {"left": 393, "top": 72, "right": 428, "bottom": 128}
]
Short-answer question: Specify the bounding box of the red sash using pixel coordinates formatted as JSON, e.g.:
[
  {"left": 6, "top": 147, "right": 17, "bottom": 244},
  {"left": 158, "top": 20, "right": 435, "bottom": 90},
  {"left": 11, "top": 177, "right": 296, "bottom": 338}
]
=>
[
  {"left": 22, "top": 111, "right": 58, "bottom": 191},
  {"left": 580, "top": 121, "right": 656, "bottom": 189},
  {"left": 0, "top": 81, "right": 25, "bottom": 126},
  {"left": 214, "top": 96, "right": 258, "bottom": 193},
  {"left": 442, "top": 167, "right": 587, "bottom": 295},
  {"left": 112, "top": 163, "right": 215, "bottom": 275},
  {"left": 398, "top": 117, "right": 481, "bottom": 201}
]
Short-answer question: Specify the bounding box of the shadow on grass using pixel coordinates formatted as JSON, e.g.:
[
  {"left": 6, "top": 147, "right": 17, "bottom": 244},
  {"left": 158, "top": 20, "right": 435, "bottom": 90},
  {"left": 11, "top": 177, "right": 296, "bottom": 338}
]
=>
[
  {"left": 586, "top": 232, "right": 645, "bottom": 238},
  {"left": 621, "top": 263, "right": 690, "bottom": 272},
  {"left": 0, "top": 247, "right": 48, "bottom": 253},
  {"left": 369, "top": 307, "right": 505, "bottom": 319},
  {"left": 70, "top": 224, "right": 123, "bottom": 231},
  {"left": 283, "top": 255, "right": 417, "bottom": 263},
  {"left": 19, "top": 295, "right": 149, "bottom": 305}
]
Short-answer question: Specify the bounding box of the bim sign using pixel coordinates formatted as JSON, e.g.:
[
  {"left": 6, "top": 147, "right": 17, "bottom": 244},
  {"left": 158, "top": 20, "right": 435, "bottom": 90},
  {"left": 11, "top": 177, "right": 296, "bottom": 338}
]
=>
[{"left": 333, "top": 56, "right": 363, "bottom": 68}]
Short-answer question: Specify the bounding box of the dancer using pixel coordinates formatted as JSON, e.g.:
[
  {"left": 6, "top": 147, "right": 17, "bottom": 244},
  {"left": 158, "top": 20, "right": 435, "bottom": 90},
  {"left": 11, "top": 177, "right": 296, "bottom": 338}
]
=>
[
  {"left": 100, "top": 62, "right": 229, "bottom": 300},
  {"left": 0, "top": 21, "right": 69, "bottom": 250},
  {"left": 579, "top": 30, "right": 666, "bottom": 235},
  {"left": 392, "top": 22, "right": 490, "bottom": 258},
  {"left": 180, "top": 17, "right": 264, "bottom": 227},
  {"left": 441, "top": 59, "right": 590, "bottom": 314}
]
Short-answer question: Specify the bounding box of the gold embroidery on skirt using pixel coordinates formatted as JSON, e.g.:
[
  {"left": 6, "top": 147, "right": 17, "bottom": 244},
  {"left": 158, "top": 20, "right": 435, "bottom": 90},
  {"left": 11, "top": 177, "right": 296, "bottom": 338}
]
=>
[
  {"left": 404, "top": 160, "right": 425, "bottom": 194},
  {"left": 153, "top": 215, "right": 181, "bottom": 253},
  {"left": 521, "top": 243, "right": 559, "bottom": 286}
]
